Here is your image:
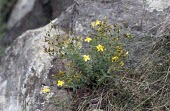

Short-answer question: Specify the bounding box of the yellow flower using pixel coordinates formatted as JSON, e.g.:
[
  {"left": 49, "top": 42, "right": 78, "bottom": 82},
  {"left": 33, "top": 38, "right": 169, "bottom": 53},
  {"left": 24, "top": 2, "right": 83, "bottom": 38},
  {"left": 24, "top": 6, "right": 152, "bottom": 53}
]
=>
[
  {"left": 116, "top": 46, "right": 123, "bottom": 54},
  {"left": 112, "top": 56, "right": 119, "bottom": 62},
  {"left": 97, "top": 27, "right": 102, "bottom": 31},
  {"left": 42, "top": 86, "right": 50, "bottom": 93},
  {"left": 83, "top": 55, "right": 90, "bottom": 62},
  {"left": 84, "top": 37, "right": 92, "bottom": 42},
  {"left": 91, "top": 22, "right": 96, "bottom": 28},
  {"left": 120, "top": 61, "right": 124, "bottom": 66},
  {"left": 116, "top": 46, "right": 121, "bottom": 51},
  {"left": 91, "top": 20, "right": 100, "bottom": 28},
  {"left": 57, "top": 80, "right": 64, "bottom": 86},
  {"left": 95, "top": 20, "right": 100, "bottom": 26},
  {"left": 96, "top": 44, "right": 104, "bottom": 52}
]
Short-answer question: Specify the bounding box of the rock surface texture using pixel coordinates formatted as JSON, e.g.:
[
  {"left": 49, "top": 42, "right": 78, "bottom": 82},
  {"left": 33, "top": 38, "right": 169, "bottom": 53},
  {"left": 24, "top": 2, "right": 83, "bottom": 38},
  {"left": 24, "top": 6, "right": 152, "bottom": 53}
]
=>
[
  {"left": 0, "top": 0, "right": 169, "bottom": 111},
  {"left": 2, "top": 0, "right": 74, "bottom": 46},
  {"left": 7, "top": 0, "right": 36, "bottom": 28},
  {"left": 0, "top": 22, "right": 69, "bottom": 111}
]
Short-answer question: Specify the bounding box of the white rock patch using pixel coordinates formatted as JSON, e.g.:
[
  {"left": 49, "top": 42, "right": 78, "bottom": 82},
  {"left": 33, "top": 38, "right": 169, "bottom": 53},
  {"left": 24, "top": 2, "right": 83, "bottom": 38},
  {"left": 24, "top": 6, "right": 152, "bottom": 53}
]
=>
[{"left": 146, "top": 0, "right": 170, "bottom": 12}]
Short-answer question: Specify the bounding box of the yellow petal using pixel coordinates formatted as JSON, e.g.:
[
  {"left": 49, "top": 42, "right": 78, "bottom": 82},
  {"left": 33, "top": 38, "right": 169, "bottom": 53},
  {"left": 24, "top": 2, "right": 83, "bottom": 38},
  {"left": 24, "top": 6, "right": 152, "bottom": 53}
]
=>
[
  {"left": 57, "top": 80, "right": 64, "bottom": 86},
  {"left": 95, "top": 20, "right": 100, "bottom": 25},
  {"left": 84, "top": 37, "right": 92, "bottom": 42},
  {"left": 112, "top": 56, "right": 119, "bottom": 62},
  {"left": 42, "top": 86, "right": 50, "bottom": 93},
  {"left": 91, "top": 22, "right": 96, "bottom": 28},
  {"left": 83, "top": 55, "right": 90, "bottom": 62},
  {"left": 96, "top": 44, "right": 104, "bottom": 52}
]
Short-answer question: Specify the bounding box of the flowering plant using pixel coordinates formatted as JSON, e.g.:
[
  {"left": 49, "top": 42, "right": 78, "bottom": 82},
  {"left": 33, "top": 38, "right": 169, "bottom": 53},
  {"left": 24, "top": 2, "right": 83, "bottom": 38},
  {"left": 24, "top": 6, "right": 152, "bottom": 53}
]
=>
[{"left": 44, "top": 18, "right": 130, "bottom": 89}]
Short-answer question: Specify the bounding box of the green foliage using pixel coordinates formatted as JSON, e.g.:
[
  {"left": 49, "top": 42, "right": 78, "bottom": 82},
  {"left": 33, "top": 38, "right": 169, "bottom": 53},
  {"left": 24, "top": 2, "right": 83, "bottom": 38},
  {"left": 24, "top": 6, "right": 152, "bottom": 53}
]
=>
[
  {"left": 44, "top": 17, "right": 170, "bottom": 111},
  {"left": 44, "top": 18, "right": 131, "bottom": 89},
  {"left": 0, "top": 0, "right": 6, "bottom": 7}
]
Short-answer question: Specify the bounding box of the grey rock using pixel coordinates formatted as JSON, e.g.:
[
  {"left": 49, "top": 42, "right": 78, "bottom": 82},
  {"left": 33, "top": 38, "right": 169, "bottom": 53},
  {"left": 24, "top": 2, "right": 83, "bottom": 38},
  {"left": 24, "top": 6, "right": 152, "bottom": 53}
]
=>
[
  {"left": 146, "top": 0, "right": 170, "bottom": 12},
  {"left": 3, "top": 0, "right": 52, "bottom": 46},
  {"left": 0, "top": 0, "right": 169, "bottom": 111},
  {"left": 7, "top": 0, "right": 36, "bottom": 28},
  {"left": 51, "top": 0, "right": 74, "bottom": 19},
  {"left": 71, "top": 0, "right": 170, "bottom": 68},
  {"left": 3, "top": 0, "right": 74, "bottom": 46},
  {"left": 0, "top": 19, "right": 68, "bottom": 110}
]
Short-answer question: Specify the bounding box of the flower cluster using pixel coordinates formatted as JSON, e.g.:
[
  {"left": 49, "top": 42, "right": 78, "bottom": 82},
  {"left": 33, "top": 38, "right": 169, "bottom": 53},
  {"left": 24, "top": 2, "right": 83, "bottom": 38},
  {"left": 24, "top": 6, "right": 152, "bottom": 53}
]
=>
[
  {"left": 91, "top": 20, "right": 100, "bottom": 28},
  {"left": 44, "top": 17, "right": 131, "bottom": 89},
  {"left": 82, "top": 19, "right": 128, "bottom": 68}
]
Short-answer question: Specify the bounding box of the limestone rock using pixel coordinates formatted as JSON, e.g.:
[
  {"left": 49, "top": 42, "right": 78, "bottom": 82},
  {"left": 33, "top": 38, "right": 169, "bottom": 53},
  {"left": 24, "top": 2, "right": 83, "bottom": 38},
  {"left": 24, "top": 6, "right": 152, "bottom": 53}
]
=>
[
  {"left": 0, "top": 20, "right": 68, "bottom": 111},
  {"left": 0, "top": 3, "right": 77, "bottom": 110},
  {"left": 69, "top": 0, "right": 170, "bottom": 68},
  {"left": 3, "top": 0, "right": 74, "bottom": 46},
  {"left": 3, "top": 0, "right": 52, "bottom": 46},
  {"left": 7, "top": 0, "right": 75, "bottom": 29},
  {"left": 0, "top": 0, "right": 169, "bottom": 111},
  {"left": 51, "top": 0, "right": 74, "bottom": 19},
  {"left": 7, "top": 0, "right": 36, "bottom": 28}
]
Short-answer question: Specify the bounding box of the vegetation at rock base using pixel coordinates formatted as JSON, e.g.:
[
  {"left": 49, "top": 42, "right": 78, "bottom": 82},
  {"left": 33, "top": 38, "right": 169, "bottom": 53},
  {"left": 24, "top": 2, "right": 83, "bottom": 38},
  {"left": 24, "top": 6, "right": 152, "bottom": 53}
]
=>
[
  {"left": 44, "top": 17, "right": 131, "bottom": 89},
  {"left": 44, "top": 18, "right": 170, "bottom": 111}
]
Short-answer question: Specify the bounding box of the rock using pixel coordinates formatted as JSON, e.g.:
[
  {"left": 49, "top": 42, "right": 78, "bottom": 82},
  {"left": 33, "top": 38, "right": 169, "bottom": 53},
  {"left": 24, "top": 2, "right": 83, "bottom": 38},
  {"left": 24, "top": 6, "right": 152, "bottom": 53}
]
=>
[
  {"left": 92, "top": 109, "right": 104, "bottom": 111},
  {"left": 0, "top": 0, "right": 170, "bottom": 111},
  {"left": 51, "top": 0, "right": 74, "bottom": 19},
  {"left": 0, "top": 3, "right": 78, "bottom": 110},
  {"left": 2, "top": 0, "right": 74, "bottom": 46},
  {"left": 3, "top": 0, "right": 52, "bottom": 46},
  {"left": 0, "top": 19, "right": 68, "bottom": 111},
  {"left": 69, "top": 0, "right": 170, "bottom": 68},
  {"left": 7, "top": 0, "right": 75, "bottom": 28},
  {"left": 7, "top": 0, "right": 36, "bottom": 28},
  {"left": 146, "top": 0, "right": 170, "bottom": 12}
]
